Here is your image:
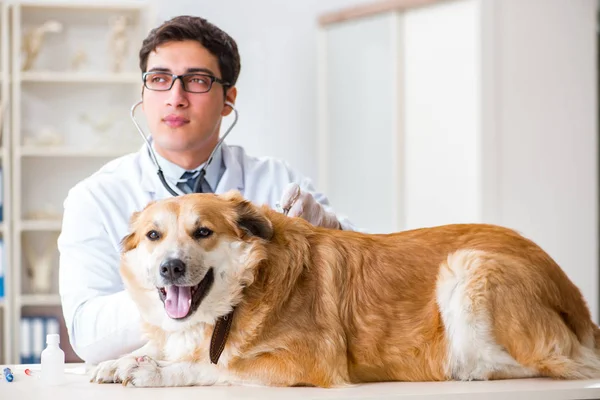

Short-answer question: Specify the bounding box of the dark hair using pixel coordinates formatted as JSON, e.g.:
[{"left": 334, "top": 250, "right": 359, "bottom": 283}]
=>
[{"left": 139, "top": 15, "right": 241, "bottom": 90}]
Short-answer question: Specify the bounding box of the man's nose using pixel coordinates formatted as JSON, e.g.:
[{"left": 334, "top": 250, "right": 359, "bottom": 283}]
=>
[
  {"left": 160, "top": 258, "right": 186, "bottom": 281},
  {"left": 165, "top": 78, "right": 188, "bottom": 108}
]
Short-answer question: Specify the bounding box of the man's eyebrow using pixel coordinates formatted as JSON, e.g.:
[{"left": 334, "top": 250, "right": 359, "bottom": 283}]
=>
[
  {"left": 146, "top": 67, "right": 218, "bottom": 76},
  {"left": 147, "top": 67, "right": 171, "bottom": 73},
  {"left": 186, "top": 67, "right": 217, "bottom": 76}
]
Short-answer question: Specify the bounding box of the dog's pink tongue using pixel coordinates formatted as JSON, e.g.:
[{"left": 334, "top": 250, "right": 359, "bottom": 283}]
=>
[{"left": 164, "top": 286, "right": 192, "bottom": 319}]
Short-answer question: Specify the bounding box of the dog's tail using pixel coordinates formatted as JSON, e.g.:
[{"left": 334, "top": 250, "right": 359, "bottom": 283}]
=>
[
  {"left": 547, "top": 320, "right": 600, "bottom": 379},
  {"left": 520, "top": 318, "right": 600, "bottom": 380}
]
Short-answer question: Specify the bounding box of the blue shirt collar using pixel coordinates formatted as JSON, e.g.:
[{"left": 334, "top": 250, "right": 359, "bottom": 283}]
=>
[{"left": 150, "top": 141, "right": 224, "bottom": 192}]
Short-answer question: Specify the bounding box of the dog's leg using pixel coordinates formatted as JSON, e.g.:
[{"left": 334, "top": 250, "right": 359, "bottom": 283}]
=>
[
  {"left": 437, "top": 250, "right": 542, "bottom": 380},
  {"left": 90, "top": 342, "right": 162, "bottom": 384},
  {"left": 120, "top": 358, "right": 233, "bottom": 387},
  {"left": 438, "top": 249, "right": 600, "bottom": 380}
]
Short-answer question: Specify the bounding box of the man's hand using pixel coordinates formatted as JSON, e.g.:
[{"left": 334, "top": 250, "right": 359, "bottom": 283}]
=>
[{"left": 279, "top": 183, "right": 341, "bottom": 229}]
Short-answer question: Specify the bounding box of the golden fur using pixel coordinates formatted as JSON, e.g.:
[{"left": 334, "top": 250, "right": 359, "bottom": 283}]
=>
[{"left": 90, "top": 191, "right": 600, "bottom": 387}]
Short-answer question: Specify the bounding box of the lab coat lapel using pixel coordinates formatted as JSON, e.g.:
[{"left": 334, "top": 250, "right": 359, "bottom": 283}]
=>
[
  {"left": 215, "top": 143, "right": 244, "bottom": 195},
  {"left": 139, "top": 143, "right": 186, "bottom": 199}
]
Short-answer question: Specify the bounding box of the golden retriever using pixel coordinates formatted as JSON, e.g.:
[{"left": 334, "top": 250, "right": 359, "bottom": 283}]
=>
[{"left": 90, "top": 191, "right": 600, "bottom": 387}]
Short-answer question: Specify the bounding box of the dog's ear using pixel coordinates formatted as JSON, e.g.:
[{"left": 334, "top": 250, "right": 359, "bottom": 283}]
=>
[
  {"left": 120, "top": 209, "right": 142, "bottom": 252},
  {"left": 237, "top": 204, "right": 273, "bottom": 240},
  {"left": 219, "top": 190, "right": 273, "bottom": 240},
  {"left": 219, "top": 189, "right": 246, "bottom": 203},
  {"left": 120, "top": 231, "right": 139, "bottom": 252},
  {"left": 235, "top": 200, "right": 273, "bottom": 241}
]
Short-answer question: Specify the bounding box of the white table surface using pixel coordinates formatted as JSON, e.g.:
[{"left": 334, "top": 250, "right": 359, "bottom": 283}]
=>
[{"left": 3, "top": 364, "right": 600, "bottom": 399}]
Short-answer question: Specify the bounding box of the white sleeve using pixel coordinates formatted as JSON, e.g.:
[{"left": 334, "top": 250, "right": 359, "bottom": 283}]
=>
[
  {"left": 57, "top": 185, "right": 146, "bottom": 364},
  {"left": 282, "top": 162, "right": 362, "bottom": 232}
]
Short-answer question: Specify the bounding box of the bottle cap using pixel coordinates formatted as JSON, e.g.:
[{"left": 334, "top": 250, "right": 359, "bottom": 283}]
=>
[{"left": 46, "top": 333, "right": 60, "bottom": 345}]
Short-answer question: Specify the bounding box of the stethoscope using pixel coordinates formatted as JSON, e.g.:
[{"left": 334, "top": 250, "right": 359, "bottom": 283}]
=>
[{"left": 130, "top": 100, "right": 239, "bottom": 196}]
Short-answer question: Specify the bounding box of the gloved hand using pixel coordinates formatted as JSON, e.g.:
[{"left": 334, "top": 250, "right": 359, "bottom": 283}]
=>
[{"left": 279, "top": 183, "right": 341, "bottom": 229}]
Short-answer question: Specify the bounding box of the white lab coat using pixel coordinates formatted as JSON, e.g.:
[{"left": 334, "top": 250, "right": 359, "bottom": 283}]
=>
[{"left": 57, "top": 142, "right": 355, "bottom": 364}]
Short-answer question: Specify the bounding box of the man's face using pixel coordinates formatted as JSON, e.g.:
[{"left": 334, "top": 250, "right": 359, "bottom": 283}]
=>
[{"left": 142, "top": 40, "right": 235, "bottom": 157}]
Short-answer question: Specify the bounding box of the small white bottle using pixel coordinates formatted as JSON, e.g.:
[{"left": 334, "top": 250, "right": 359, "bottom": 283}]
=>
[{"left": 40, "top": 333, "right": 65, "bottom": 385}]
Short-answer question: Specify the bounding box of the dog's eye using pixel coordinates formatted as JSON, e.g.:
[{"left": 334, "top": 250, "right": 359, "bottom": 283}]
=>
[
  {"left": 193, "top": 227, "right": 213, "bottom": 239},
  {"left": 146, "top": 230, "right": 161, "bottom": 241}
]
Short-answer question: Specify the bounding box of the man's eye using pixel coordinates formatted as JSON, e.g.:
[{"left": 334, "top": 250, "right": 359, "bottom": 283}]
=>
[
  {"left": 146, "top": 230, "right": 161, "bottom": 241},
  {"left": 188, "top": 76, "right": 209, "bottom": 85}
]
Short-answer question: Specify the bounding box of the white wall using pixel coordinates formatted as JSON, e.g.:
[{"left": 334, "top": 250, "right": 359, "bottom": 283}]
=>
[
  {"left": 403, "top": 0, "right": 482, "bottom": 229},
  {"left": 156, "top": 0, "right": 379, "bottom": 186},
  {"left": 318, "top": 0, "right": 599, "bottom": 321},
  {"left": 322, "top": 12, "right": 401, "bottom": 234},
  {"left": 403, "top": 0, "right": 599, "bottom": 321},
  {"left": 492, "top": 0, "right": 599, "bottom": 320}
]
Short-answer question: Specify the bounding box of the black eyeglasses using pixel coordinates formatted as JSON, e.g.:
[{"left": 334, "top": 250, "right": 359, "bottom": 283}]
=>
[{"left": 142, "top": 72, "right": 230, "bottom": 93}]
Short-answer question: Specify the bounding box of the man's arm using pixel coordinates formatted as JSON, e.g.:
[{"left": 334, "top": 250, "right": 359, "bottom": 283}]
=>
[{"left": 58, "top": 185, "right": 146, "bottom": 365}]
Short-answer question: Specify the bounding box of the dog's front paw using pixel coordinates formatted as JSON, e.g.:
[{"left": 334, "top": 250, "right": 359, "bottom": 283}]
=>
[
  {"left": 122, "top": 356, "right": 163, "bottom": 387},
  {"left": 90, "top": 357, "right": 129, "bottom": 384},
  {"left": 90, "top": 355, "right": 150, "bottom": 384}
]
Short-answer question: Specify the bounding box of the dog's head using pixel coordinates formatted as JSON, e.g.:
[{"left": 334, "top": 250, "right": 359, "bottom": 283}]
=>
[{"left": 119, "top": 190, "right": 273, "bottom": 330}]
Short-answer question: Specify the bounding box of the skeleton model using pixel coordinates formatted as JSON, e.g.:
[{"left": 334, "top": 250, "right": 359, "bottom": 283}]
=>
[
  {"left": 79, "top": 111, "right": 118, "bottom": 148},
  {"left": 70, "top": 49, "right": 87, "bottom": 71},
  {"left": 21, "top": 20, "right": 64, "bottom": 71},
  {"left": 108, "top": 15, "right": 129, "bottom": 73},
  {"left": 23, "top": 126, "right": 64, "bottom": 147},
  {"left": 23, "top": 233, "right": 60, "bottom": 294}
]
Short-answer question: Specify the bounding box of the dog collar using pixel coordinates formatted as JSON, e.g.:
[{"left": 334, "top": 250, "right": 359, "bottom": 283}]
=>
[{"left": 210, "top": 309, "right": 235, "bottom": 364}]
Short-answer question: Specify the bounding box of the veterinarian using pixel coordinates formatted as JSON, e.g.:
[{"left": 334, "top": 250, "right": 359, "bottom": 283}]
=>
[{"left": 57, "top": 15, "right": 356, "bottom": 365}]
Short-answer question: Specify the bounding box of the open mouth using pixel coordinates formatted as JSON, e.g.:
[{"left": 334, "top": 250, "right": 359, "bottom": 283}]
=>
[{"left": 157, "top": 268, "right": 214, "bottom": 320}]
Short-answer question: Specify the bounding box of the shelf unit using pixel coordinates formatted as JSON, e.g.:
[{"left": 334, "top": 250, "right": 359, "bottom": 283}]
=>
[
  {"left": 3, "top": 0, "right": 155, "bottom": 364},
  {"left": 19, "top": 293, "right": 61, "bottom": 307},
  {"left": 18, "top": 219, "right": 62, "bottom": 232}
]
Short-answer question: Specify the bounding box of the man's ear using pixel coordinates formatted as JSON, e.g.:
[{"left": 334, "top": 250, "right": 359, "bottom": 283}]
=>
[{"left": 222, "top": 87, "right": 237, "bottom": 117}]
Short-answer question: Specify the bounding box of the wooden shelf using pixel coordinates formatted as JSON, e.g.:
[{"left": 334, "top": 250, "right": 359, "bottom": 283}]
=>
[
  {"left": 19, "top": 294, "right": 61, "bottom": 307},
  {"left": 18, "top": 146, "right": 134, "bottom": 158},
  {"left": 20, "top": 71, "right": 140, "bottom": 84},
  {"left": 19, "top": 219, "right": 62, "bottom": 232}
]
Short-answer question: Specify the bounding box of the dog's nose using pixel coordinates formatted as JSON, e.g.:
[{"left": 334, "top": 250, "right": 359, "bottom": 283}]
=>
[{"left": 160, "top": 258, "right": 186, "bottom": 281}]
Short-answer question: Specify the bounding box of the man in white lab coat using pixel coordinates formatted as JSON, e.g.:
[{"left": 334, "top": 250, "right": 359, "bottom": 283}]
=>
[{"left": 57, "top": 15, "right": 356, "bottom": 365}]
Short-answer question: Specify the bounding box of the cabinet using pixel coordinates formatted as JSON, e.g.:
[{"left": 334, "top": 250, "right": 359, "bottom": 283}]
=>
[{"left": 318, "top": 0, "right": 599, "bottom": 318}]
